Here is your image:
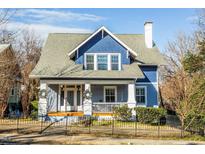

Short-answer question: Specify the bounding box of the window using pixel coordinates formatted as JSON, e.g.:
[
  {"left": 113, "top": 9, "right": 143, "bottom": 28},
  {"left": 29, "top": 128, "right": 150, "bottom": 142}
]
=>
[
  {"left": 97, "top": 55, "right": 108, "bottom": 70},
  {"left": 104, "top": 86, "right": 117, "bottom": 102},
  {"left": 11, "top": 88, "right": 15, "bottom": 96},
  {"left": 77, "top": 90, "right": 81, "bottom": 106},
  {"left": 60, "top": 90, "right": 64, "bottom": 106},
  {"left": 111, "top": 55, "right": 119, "bottom": 70},
  {"left": 86, "top": 55, "right": 94, "bottom": 70},
  {"left": 84, "top": 53, "right": 121, "bottom": 71},
  {"left": 136, "top": 87, "right": 146, "bottom": 104}
]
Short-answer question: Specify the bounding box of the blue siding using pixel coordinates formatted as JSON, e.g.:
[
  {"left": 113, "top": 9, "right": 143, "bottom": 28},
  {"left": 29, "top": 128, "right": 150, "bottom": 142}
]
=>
[
  {"left": 136, "top": 66, "right": 158, "bottom": 107},
  {"left": 75, "top": 31, "right": 130, "bottom": 65},
  {"left": 136, "top": 66, "right": 157, "bottom": 83},
  {"left": 136, "top": 83, "right": 158, "bottom": 107},
  {"left": 91, "top": 84, "right": 128, "bottom": 102}
]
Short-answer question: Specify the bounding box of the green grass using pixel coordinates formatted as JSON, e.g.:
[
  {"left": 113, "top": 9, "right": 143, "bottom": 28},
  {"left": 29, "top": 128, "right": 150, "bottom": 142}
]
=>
[{"left": 92, "top": 120, "right": 112, "bottom": 126}]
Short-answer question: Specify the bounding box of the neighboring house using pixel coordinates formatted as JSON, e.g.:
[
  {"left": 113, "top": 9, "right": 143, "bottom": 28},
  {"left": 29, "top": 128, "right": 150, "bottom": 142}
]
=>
[
  {"left": 0, "top": 44, "right": 21, "bottom": 116},
  {"left": 8, "top": 79, "right": 21, "bottom": 115},
  {"left": 30, "top": 22, "right": 166, "bottom": 117}
]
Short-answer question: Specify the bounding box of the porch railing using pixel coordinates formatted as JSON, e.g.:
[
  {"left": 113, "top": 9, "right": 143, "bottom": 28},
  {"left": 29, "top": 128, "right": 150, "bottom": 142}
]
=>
[{"left": 92, "top": 102, "right": 127, "bottom": 113}]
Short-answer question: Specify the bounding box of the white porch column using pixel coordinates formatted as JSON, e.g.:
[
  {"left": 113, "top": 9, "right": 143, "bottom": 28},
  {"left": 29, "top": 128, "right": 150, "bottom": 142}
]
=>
[
  {"left": 38, "top": 81, "right": 47, "bottom": 119},
  {"left": 83, "top": 83, "right": 92, "bottom": 116},
  {"left": 127, "top": 82, "right": 136, "bottom": 116}
]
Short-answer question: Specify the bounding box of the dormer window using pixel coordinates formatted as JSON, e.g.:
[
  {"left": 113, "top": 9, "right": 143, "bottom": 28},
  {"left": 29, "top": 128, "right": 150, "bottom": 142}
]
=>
[
  {"left": 97, "top": 55, "right": 108, "bottom": 70},
  {"left": 86, "top": 55, "right": 94, "bottom": 70},
  {"left": 84, "top": 53, "right": 121, "bottom": 71},
  {"left": 111, "top": 55, "right": 119, "bottom": 70}
]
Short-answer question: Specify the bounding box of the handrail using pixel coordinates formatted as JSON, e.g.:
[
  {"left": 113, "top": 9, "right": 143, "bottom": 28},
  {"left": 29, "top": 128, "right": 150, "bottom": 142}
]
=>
[{"left": 93, "top": 102, "right": 127, "bottom": 105}]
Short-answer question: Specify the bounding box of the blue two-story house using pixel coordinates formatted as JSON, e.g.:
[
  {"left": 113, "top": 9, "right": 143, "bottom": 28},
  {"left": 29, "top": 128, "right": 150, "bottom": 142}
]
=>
[{"left": 30, "top": 22, "right": 166, "bottom": 117}]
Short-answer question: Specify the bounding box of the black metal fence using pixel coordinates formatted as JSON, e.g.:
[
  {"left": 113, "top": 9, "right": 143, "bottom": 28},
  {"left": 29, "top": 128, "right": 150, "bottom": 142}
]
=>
[{"left": 0, "top": 114, "right": 195, "bottom": 139}]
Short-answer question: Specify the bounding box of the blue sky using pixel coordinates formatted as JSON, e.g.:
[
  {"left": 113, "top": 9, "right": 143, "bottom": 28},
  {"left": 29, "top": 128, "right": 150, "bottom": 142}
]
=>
[{"left": 8, "top": 8, "right": 198, "bottom": 52}]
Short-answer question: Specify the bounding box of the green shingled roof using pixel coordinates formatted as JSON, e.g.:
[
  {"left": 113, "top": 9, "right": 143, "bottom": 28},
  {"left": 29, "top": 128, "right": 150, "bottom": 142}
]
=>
[{"left": 30, "top": 33, "right": 166, "bottom": 79}]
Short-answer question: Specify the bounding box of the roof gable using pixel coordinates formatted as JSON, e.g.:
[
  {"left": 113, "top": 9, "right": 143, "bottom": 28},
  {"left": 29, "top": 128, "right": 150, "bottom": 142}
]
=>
[
  {"left": 68, "top": 26, "right": 137, "bottom": 58},
  {"left": 30, "top": 32, "right": 167, "bottom": 78}
]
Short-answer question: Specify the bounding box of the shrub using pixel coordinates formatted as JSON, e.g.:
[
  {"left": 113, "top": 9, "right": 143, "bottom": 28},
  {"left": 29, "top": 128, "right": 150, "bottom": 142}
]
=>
[
  {"left": 30, "top": 111, "right": 38, "bottom": 119},
  {"left": 30, "top": 100, "right": 38, "bottom": 119},
  {"left": 113, "top": 104, "right": 132, "bottom": 121},
  {"left": 184, "top": 113, "right": 205, "bottom": 135},
  {"left": 134, "top": 107, "right": 166, "bottom": 124},
  {"left": 31, "top": 100, "right": 38, "bottom": 111}
]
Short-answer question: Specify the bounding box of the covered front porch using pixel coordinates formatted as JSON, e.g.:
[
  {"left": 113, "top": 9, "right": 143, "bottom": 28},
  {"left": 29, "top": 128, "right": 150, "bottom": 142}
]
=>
[{"left": 39, "top": 79, "right": 136, "bottom": 116}]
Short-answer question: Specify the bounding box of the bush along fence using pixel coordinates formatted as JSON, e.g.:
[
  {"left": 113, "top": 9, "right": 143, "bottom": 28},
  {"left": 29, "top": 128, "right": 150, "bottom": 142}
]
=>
[
  {"left": 0, "top": 106, "right": 204, "bottom": 138},
  {"left": 0, "top": 115, "right": 195, "bottom": 139}
]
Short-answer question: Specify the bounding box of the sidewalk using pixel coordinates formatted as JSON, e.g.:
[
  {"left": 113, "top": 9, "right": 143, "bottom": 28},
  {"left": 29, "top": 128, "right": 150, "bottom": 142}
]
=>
[{"left": 1, "top": 133, "right": 205, "bottom": 145}]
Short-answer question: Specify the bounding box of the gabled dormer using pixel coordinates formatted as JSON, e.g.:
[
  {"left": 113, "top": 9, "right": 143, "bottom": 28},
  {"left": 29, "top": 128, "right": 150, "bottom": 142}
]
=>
[{"left": 68, "top": 26, "right": 137, "bottom": 71}]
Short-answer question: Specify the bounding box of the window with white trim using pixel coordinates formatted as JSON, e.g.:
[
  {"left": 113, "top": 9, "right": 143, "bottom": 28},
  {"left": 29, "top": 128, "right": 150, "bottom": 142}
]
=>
[
  {"left": 136, "top": 87, "right": 146, "bottom": 104},
  {"left": 84, "top": 53, "right": 121, "bottom": 71},
  {"left": 104, "top": 86, "right": 117, "bottom": 102},
  {"left": 97, "top": 55, "right": 108, "bottom": 70},
  {"left": 111, "top": 55, "right": 119, "bottom": 70},
  {"left": 86, "top": 55, "right": 94, "bottom": 70}
]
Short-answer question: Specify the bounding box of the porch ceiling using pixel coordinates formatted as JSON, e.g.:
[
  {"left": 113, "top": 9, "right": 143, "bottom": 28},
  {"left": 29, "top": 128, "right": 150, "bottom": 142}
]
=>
[{"left": 42, "top": 79, "right": 136, "bottom": 85}]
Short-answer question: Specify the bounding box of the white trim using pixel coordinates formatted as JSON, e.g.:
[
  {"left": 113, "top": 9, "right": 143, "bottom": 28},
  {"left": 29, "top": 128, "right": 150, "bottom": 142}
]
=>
[
  {"left": 110, "top": 53, "right": 121, "bottom": 71},
  {"left": 136, "top": 82, "right": 158, "bottom": 85},
  {"left": 137, "top": 104, "right": 146, "bottom": 107},
  {"left": 93, "top": 102, "right": 126, "bottom": 105},
  {"left": 84, "top": 52, "right": 121, "bottom": 71},
  {"left": 118, "top": 54, "right": 122, "bottom": 70},
  {"left": 103, "top": 86, "right": 117, "bottom": 102},
  {"left": 76, "top": 49, "right": 79, "bottom": 58},
  {"left": 41, "top": 79, "right": 133, "bottom": 85},
  {"left": 58, "top": 84, "right": 61, "bottom": 112},
  {"left": 60, "top": 85, "right": 83, "bottom": 112},
  {"left": 94, "top": 54, "right": 97, "bottom": 70},
  {"left": 108, "top": 54, "right": 111, "bottom": 70},
  {"left": 80, "top": 85, "right": 82, "bottom": 106},
  {"left": 96, "top": 53, "right": 108, "bottom": 70},
  {"left": 84, "top": 53, "right": 95, "bottom": 70},
  {"left": 135, "top": 86, "right": 147, "bottom": 106},
  {"left": 126, "top": 50, "right": 129, "bottom": 59},
  {"left": 68, "top": 26, "right": 137, "bottom": 58},
  {"left": 102, "top": 29, "right": 104, "bottom": 38}
]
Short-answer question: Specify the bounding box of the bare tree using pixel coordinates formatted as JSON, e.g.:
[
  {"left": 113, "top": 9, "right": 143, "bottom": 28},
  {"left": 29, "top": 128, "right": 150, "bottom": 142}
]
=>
[
  {"left": 16, "top": 29, "right": 42, "bottom": 117},
  {"left": 0, "top": 9, "right": 20, "bottom": 117},
  {"left": 160, "top": 69, "right": 205, "bottom": 129},
  {"left": 0, "top": 9, "right": 18, "bottom": 44},
  {"left": 160, "top": 9, "right": 205, "bottom": 131},
  {"left": 0, "top": 45, "right": 19, "bottom": 117}
]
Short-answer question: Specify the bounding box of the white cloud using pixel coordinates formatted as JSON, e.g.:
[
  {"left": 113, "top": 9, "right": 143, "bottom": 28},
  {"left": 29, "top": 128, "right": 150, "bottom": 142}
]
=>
[
  {"left": 6, "top": 21, "right": 92, "bottom": 39},
  {"left": 15, "top": 9, "right": 105, "bottom": 22},
  {"left": 3, "top": 9, "right": 104, "bottom": 42}
]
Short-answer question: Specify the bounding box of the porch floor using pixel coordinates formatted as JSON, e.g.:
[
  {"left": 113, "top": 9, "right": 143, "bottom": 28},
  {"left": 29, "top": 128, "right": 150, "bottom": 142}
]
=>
[{"left": 48, "top": 112, "right": 113, "bottom": 117}]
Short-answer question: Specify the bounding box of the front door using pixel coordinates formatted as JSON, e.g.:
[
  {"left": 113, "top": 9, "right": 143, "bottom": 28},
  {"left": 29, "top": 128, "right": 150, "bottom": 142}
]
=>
[
  {"left": 66, "top": 90, "right": 75, "bottom": 111},
  {"left": 59, "top": 85, "right": 82, "bottom": 112}
]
